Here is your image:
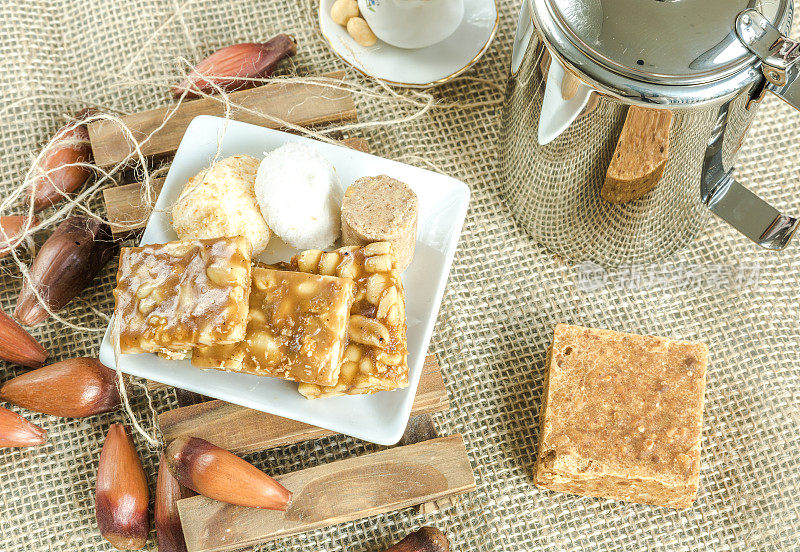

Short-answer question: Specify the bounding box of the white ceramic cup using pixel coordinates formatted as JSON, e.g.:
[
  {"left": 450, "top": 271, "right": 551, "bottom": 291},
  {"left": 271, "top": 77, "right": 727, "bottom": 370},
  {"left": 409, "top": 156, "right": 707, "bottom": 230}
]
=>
[{"left": 357, "top": 0, "right": 465, "bottom": 49}]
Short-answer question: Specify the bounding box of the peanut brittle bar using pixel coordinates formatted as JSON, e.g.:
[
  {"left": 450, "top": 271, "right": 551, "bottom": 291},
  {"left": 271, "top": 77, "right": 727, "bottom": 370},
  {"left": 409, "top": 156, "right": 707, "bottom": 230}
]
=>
[
  {"left": 534, "top": 324, "right": 708, "bottom": 509},
  {"left": 289, "top": 241, "right": 408, "bottom": 398},
  {"left": 192, "top": 267, "right": 354, "bottom": 387},
  {"left": 113, "top": 236, "right": 251, "bottom": 359}
]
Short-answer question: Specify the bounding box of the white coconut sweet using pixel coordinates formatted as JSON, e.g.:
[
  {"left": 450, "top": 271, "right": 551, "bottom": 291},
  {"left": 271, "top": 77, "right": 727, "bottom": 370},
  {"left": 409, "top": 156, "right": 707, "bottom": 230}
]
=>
[{"left": 254, "top": 143, "right": 342, "bottom": 250}]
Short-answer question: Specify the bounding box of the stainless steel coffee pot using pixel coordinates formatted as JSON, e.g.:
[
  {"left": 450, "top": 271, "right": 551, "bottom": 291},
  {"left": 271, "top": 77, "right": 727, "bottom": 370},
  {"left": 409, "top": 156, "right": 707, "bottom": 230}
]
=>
[{"left": 500, "top": 0, "right": 800, "bottom": 265}]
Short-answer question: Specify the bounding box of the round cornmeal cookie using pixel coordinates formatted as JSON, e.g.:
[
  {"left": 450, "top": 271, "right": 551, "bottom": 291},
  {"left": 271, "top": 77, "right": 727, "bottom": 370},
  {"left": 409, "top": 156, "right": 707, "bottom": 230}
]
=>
[
  {"left": 341, "top": 175, "right": 418, "bottom": 272},
  {"left": 172, "top": 155, "right": 271, "bottom": 255}
]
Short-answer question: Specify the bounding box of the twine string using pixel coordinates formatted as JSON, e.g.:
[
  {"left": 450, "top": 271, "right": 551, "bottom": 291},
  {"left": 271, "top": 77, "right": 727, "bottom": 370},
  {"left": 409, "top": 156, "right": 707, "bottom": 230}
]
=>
[{"left": 2, "top": 4, "right": 501, "bottom": 447}]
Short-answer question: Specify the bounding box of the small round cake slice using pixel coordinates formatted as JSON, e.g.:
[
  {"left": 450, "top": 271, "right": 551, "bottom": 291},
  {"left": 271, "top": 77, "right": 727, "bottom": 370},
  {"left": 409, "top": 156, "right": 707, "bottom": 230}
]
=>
[{"left": 341, "top": 175, "right": 418, "bottom": 272}]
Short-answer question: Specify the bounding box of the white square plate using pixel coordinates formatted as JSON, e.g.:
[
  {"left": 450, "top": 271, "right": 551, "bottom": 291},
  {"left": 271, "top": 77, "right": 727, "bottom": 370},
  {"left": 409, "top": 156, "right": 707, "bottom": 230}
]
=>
[{"left": 99, "top": 115, "right": 469, "bottom": 445}]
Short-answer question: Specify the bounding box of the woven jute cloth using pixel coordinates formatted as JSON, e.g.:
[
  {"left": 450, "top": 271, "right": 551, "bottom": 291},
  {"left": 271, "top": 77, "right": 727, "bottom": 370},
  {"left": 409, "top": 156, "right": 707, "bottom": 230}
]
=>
[{"left": 1, "top": 1, "right": 799, "bottom": 551}]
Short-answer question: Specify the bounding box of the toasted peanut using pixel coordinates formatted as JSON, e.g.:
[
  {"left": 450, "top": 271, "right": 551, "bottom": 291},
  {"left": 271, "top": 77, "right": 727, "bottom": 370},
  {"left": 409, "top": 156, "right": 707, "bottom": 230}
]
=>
[
  {"left": 299, "top": 339, "right": 317, "bottom": 358},
  {"left": 355, "top": 287, "right": 366, "bottom": 302},
  {"left": 254, "top": 276, "right": 268, "bottom": 292},
  {"left": 273, "top": 301, "right": 295, "bottom": 325},
  {"left": 385, "top": 303, "right": 402, "bottom": 325},
  {"left": 363, "top": 242, "right": 391, "bottom": 256},
  {"left": 319, "top": 252, "right": 340, "bottom": 275},
  {"left": 135, "top": 281, "right": 158, "bottom": 299},
  {"left": 295, "top": 249, "right": 323, "bottom": 272},
  {"left": 229, "top": 287, "right": 245, "bottom": 303},
  {"left": 344, "top": 344, "right": 361, "bottom": 362},
  {"left": 338, "top": 255, "right": 358, "bottom": 279},
  {"left": 376, "top": 351, "right": 404, "bottom": 366},
  {"left": 347, "top": 17, "right": 378, "bottom": 47},
  {"left": 207, "top": 264, "right": 245, "bottom": 286},
  {"left": 295, "top": 280, "right": 315, "bottom": 296},
  {"left": 365, "top": 254, "right": 392, "bottom": 273},
  {"left": 349, "top": 315, "right": 390, "bottom": 347},
  {"left": 340, "top": 361, "right": 358, "bottom": 383},
  {"left": 298, "top": 383, "right": 321, "bottom": 398},
  {"left": 359, "top": 356, "right": 373, "bottom": 375},
  {"left": 365, "top": 274, "right": 387, "bottom": 305},
  {"left": 164, "top": 241, "right": 194, "bottom": 256},
  {"left": 250, "top": 331, "right": 278, "bottom": 354},
  {"left": 138, "top": 296, "right": 157, "bottom": 315},
  {"left": 147, "top": 315, "right": 167, "bottom": 327},
  {"left": 331, "top": 0, "right": 359, "bottom": 26},
  {"left": 377, "top": 286, "right": 398, "bottom": 320}
]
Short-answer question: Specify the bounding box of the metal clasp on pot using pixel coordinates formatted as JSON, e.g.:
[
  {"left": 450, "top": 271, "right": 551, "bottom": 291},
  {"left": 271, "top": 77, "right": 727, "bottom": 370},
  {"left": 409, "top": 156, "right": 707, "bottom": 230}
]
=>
[
  {"left": 736, "top": 8, "right": 800, "bottom": 103},
  {"left": 698, "top": 9, "right": 800, "bottom": 250}
]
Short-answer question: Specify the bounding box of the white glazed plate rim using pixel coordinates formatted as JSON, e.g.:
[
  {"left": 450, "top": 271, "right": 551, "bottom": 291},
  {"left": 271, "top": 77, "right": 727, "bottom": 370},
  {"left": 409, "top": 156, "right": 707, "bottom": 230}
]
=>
[
  {"left": 318, "top": 0, "right": 499, "bottom": 88},
  {"left": 98, "top": 115, "right": 470, "bottom": 445}
]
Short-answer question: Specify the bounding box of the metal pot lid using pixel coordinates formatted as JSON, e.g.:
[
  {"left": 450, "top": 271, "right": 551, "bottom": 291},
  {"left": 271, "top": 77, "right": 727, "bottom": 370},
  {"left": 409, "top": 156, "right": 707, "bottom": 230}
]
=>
[{"left": 539, "top": 0, "right": 791, "bottom": 86}]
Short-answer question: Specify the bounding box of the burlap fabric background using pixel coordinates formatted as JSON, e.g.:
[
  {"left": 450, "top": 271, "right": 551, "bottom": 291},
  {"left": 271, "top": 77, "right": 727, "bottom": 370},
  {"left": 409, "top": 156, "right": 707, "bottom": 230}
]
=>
[{"left": 1, "top": 1, "right": 799, "bottom": 550}]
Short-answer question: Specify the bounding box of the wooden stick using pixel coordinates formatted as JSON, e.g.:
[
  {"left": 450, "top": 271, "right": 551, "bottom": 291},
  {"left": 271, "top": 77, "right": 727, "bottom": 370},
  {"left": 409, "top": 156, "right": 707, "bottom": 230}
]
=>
[
  {"left": 102, "top": 178, "right": 165, "bottom": 239},
  {"left": 396, "top": 412, "right": 439, "bottom": 447},
  {"left": 88, "top": 71, "right": 357, "bottom": 167},
  {"left": 602, "top": 106, "right": 673, "bottom": 204},
  {"left": 102, "top": 136, "right": 369, "bottom": 239},
  {"left": 395, "top": 415, "right": 461, "bottom": 516},
  {"left": 158, "top": 355, "right": 446, "bottom": 454},
  {"left": 177, "top": 435, "right": 474, "bottom": 552},
  {"left": 174, "top": 388, "right": 212, "bottom": 408},
  {"left": 338, "top": 136, "right": 369, "bottom": 153}
]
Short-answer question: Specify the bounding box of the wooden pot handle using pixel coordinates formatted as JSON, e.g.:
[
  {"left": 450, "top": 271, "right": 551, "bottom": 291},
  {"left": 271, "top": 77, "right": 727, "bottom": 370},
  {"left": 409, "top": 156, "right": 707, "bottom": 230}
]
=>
[{"left": 602, "top": 106, "right": 673, "bottom": 204}]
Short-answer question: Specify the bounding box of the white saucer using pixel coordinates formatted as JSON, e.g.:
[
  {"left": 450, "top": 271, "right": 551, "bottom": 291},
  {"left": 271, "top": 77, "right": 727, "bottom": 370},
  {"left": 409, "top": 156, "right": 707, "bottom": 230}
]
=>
[{"left": 319, "top": 0, "right": 498, "bottom": 88}]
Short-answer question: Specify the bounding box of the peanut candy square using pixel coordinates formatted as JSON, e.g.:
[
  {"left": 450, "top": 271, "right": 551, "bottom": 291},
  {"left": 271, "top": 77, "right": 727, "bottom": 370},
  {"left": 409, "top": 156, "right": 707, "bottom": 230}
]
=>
[
  {"left": 192, "top": 267, "right": 354, "bottom": 387},
  {"left": 289, "top": 242, "right": 408, "bottom": 398},
  {"left": 535, "top": 324, "right": 708, "bottom": 508},
  {"left": 113, "top": 236, "right": 251, "bottom": 359}
]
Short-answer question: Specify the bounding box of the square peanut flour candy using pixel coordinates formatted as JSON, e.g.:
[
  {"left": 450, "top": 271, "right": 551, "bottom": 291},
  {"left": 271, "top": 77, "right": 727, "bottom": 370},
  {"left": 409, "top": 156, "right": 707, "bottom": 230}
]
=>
[
  {"left": 534, "top": 323, "right": 708, "bottom": 509},
  {"left": 192, "top": 267, "right": 354, "bottom": 387},
  {"left": 112, "top": 236, "right": 251, "bottom": 360},
  {"left": 289, "top": 241, "right": 408, "bottom": 399}
]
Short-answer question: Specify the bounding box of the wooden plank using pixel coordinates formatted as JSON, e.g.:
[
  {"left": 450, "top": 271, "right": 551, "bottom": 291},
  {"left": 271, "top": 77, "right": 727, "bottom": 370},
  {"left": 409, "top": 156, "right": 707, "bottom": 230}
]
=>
[
  {"left": 177, "top": 435, "right": 474, "bottom": 552},
  {"left": 103, "top": 177, "right": 164, "bottom": 238},
  {"left": 103, "top": 136, "right": 370, "bottom": 238},
  {"left": 158, "top": 354, "right": 446, "bottom": 454},
  {"left": 88, "top": 71, "right": 357, "bottom": 167},
  {"left": 339, "top": 136, "right": 369, "bottom": 153},
  {"left": 394, "top": 414, "right": 461, "bottom": 516},
  {"left": 147, "top": 379, "right": 179, "bottom": 392},
  {"left": 174, "top": 388, "right": 212, "bottom": 408}
]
